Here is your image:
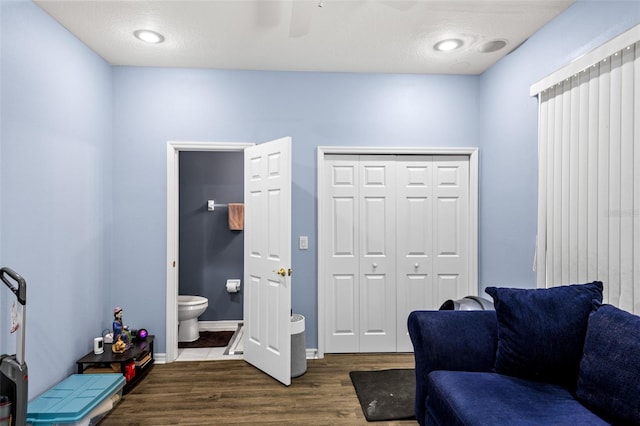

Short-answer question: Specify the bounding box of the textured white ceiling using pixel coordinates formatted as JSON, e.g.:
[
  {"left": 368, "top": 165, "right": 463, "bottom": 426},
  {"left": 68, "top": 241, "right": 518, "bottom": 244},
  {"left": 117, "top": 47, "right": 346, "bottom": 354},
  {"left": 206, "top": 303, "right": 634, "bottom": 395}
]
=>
[{"left": 35, "top": 0, "right": 574, "bottom": 75}]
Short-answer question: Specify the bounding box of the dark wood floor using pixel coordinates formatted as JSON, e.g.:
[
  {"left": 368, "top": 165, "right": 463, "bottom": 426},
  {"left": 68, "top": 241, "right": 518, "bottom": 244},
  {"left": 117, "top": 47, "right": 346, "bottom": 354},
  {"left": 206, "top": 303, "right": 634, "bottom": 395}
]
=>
[{"left": 100, "top": 353, "right": 417, "bottom": 425}]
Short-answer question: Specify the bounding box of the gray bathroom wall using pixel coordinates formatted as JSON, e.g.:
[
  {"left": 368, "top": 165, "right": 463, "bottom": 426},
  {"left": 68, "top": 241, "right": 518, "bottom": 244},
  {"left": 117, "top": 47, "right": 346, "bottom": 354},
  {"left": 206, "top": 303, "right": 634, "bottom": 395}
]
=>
[{"left": 179, "top": 151, "right": 244, "bottom": 321}]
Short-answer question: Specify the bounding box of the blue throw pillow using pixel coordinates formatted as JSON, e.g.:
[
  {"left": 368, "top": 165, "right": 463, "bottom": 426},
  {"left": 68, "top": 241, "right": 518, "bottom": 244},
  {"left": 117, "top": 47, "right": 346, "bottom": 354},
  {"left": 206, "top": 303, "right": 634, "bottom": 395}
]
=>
[
  {"left": 484, "top": 282, "right": 603, "bottom": 387},
  {"left": 576, "top": 303, "right": 640, "bottom": 424}
]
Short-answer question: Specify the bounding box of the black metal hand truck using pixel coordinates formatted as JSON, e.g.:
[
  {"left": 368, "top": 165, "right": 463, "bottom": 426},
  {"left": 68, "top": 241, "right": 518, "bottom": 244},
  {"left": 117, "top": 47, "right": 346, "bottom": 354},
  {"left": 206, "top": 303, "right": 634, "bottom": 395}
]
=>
[{"left": 1, "top": 267, "right": 28, "bottom": 426}]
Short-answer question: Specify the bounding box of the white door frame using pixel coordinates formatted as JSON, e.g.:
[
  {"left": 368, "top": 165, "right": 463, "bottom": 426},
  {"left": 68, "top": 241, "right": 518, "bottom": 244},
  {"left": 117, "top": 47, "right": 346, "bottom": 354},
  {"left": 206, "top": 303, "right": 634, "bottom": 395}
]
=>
[
  {"left": 166, "top": 141, "right": 254, "bottom": 363},
  {"left": 316, "top": 146, "right": 479, "bottom": 358}
]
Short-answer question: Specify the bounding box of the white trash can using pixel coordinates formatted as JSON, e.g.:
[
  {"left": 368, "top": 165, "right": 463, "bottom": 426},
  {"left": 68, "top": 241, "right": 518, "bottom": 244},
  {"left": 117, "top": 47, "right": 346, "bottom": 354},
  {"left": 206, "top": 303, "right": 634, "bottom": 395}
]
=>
[{"left": 291, "top": 314, "right": 307, "bottom": 378}]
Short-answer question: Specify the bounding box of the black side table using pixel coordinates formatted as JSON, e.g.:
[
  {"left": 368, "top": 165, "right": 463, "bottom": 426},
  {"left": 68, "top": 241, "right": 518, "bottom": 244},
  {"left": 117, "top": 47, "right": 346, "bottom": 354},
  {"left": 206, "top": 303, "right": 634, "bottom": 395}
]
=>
[{"left": 76, "top": 335, "right": 154, "bottom": 393}]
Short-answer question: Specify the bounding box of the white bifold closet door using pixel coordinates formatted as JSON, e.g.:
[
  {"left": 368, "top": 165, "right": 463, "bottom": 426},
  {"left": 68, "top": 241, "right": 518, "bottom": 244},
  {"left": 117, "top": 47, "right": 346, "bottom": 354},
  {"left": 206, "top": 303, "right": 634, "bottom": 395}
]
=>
[
  {"left": 395, "top": 156, "right": 470, "bottom": 351},
  {"left": 324, "top": 154, "right": 470, "bottom": 353}
]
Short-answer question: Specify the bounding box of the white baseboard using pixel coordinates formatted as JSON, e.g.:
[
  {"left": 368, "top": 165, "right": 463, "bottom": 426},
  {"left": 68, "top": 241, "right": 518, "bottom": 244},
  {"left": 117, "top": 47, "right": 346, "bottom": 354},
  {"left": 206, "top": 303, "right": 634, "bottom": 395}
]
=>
[{"left": 198, "top": 320, "right": 242, "bottom": 332}]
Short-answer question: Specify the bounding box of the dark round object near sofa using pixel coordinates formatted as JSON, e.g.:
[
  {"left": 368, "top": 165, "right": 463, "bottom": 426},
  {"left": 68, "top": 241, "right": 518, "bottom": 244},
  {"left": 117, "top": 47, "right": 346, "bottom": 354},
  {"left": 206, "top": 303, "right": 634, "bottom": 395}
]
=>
[{"left": 439, "top": 296, "right": 495, "bottom": 311}]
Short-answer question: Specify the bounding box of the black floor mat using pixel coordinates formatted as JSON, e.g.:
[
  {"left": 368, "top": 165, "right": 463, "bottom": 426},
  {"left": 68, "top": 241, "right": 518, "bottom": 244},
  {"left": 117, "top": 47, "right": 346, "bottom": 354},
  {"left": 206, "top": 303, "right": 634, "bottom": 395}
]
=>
[
  {"left": 178, "top": 331, "right": 235, "bottom": 348},
  {"left": 349, "top": 368, "right": 416, "bottom": 422}
]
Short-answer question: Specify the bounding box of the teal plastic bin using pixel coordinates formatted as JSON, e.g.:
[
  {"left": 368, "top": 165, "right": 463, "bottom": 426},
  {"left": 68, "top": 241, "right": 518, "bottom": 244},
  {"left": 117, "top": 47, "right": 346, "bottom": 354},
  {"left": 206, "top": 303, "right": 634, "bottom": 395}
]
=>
[{"left": 27, "top": 374, "right": 124, "bottom": 426}]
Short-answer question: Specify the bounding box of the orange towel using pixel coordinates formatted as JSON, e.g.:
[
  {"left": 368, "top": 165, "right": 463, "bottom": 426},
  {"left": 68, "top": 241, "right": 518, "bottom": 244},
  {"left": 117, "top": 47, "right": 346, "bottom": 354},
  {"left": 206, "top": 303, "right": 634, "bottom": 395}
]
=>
[{"left": 228, "top": 203, "right": 244, "bottom": 231}]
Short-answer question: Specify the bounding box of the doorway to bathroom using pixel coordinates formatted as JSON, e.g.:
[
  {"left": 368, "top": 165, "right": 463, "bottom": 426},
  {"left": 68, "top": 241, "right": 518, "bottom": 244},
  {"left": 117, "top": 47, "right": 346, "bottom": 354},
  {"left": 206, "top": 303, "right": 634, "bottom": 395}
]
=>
[
  {"left": 166, "top": 142, "right": 253, "bottom": 363},
  {"left": 177, "top": 150, "right": 245, "bottom": 361},
  {"left": 166, "top": 139, "right": 294, "bottom": 386}
]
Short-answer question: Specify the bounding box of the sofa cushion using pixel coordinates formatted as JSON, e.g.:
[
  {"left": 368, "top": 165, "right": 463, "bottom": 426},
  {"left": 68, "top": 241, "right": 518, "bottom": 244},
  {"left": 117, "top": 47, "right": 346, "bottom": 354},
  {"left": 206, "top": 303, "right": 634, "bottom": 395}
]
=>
[
  {"left": 484, "top": 282, "right": 603, "bottom": 387},
  {"left": 425, "top": 371, "right": 608, "bottom": 426},
  {"left": 576, "top": 303, "right": 640, "bottom": 424},
  {"left": 408, "top": 311, "right": 497, "bottom": 426}
]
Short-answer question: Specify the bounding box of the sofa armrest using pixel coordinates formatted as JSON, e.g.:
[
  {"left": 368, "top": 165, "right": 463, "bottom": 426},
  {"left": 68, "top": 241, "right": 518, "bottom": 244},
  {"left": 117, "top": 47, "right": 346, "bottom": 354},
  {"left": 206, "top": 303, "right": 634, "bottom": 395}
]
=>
[{"left": 408, "top": 310, "right": 498, "bottom": 425}]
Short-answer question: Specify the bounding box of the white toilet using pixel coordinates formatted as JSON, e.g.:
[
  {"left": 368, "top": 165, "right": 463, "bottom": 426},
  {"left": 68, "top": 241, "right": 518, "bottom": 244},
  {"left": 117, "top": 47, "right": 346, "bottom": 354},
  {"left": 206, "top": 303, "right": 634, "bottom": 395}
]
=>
[{"left": 178, "top": 295, "right": 209, "bottom": 342}]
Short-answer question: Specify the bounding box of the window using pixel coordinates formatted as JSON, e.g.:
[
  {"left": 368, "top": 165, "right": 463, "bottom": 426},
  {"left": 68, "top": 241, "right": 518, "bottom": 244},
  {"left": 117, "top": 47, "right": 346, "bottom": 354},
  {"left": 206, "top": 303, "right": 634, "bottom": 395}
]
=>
[{"left": 531, "top": 25, "right": 639, "bottom": 313}]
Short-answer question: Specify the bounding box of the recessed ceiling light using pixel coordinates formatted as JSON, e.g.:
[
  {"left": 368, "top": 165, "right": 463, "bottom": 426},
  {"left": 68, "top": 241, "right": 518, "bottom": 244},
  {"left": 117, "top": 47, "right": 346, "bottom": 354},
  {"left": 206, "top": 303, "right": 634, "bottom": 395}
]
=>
[
  {"left": 434, "top": 39, "right": 463, "bottom": 52},
  {"left": 478, "top": 39, "right": 508, "bottom": 53},
  {"left": 134, "top": 29, "right": 165, "bottom": 44}
]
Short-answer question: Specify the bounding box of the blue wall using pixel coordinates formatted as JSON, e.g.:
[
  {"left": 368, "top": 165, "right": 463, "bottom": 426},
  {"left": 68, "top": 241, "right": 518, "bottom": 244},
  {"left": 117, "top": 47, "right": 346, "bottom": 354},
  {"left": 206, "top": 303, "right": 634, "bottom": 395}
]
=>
[
  {"left": 0, "top": 0, "right": 113, "bottom": 399},
  {"left": 477, "top": 0, "right": 640, "bottom": 293},
  {"left": 111, "top": 67, "right": 480, "bottom": 354},
  {"left": 1, "top": 0, "right": 638, "bottom": 400},
  {"left": 179, "top": 151, "right": 244, "bottom": 321}
]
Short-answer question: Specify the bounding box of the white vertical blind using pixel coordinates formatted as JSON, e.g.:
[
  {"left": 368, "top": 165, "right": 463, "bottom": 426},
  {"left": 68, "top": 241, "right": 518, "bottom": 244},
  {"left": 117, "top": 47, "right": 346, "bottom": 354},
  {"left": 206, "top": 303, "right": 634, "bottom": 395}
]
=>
[{"left": 532, "top": 25, "right": 639, "bottom": 314}]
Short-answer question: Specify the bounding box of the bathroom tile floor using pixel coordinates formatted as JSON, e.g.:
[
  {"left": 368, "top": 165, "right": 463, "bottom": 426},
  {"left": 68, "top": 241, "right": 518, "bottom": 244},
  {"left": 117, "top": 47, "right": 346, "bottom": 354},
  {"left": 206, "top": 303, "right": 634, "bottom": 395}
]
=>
[{"left": 176, "top": 325, "right": 244, "bottom": 362}]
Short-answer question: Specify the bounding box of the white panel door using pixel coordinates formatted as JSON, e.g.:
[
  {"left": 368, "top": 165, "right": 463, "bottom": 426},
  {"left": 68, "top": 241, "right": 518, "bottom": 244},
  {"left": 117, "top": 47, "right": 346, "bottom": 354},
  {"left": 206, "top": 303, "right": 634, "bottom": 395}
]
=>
[
  {"left": 323, "top": 154, "right": 471, "bottom": 353},
  {"left": 359, "top": 156, "right": 396, "bottom": 352},
  {"left": 395, "top": 156, "right": 434, "bottom": 351},
  {"left": 324, "top": 155, "right": 360, "bottom": 353},
  {"left": 243, "top": 137, "right": 292, "bottom": 385},
  {"left": 432, "top": 156, "right": 469, "bottom": 306}
]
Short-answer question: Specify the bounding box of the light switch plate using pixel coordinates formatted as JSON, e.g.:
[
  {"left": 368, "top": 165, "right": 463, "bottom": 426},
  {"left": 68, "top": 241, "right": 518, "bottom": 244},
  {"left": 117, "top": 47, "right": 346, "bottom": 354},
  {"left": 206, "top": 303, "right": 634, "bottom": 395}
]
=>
[{"left": 299, "top": 236, "right": 308, "bottom": 250}]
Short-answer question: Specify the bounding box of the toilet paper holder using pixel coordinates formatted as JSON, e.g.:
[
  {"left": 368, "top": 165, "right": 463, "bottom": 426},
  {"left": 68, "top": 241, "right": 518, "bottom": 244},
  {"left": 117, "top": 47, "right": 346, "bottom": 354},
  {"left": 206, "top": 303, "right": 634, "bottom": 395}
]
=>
[{"left": 226, "top": 279, "right": 241, "bottom": 293}]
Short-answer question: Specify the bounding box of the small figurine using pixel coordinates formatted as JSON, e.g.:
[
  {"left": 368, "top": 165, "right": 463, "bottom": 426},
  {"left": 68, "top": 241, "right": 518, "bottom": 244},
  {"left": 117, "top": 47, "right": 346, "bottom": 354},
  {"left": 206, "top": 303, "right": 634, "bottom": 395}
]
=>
[
  {"left": 112, "top": 306, "right": 131, "bottom": 350},
  {"left": 112, "top": 336, "right": 127, "bottom": 353}
]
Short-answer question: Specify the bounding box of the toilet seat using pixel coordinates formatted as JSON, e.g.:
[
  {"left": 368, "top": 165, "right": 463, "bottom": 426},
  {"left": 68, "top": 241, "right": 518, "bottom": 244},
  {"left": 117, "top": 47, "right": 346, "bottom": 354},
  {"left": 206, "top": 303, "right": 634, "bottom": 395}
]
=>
[{"left": 178, "top": 295, "right": 208, "bottom": 306}]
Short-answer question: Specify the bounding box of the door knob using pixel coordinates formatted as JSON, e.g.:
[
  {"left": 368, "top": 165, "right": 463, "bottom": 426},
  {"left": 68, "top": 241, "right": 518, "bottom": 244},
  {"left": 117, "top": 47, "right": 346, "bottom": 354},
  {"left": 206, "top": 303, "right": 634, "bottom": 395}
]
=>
[
  {"left": 414, "top": 263, "right": 419, "bottom": 269},
  {"left": 372, "top": 263, "right": 378, "bottom": 269},
  {"left": 273, "top": 268, "right": 293, "bottom": 277}
]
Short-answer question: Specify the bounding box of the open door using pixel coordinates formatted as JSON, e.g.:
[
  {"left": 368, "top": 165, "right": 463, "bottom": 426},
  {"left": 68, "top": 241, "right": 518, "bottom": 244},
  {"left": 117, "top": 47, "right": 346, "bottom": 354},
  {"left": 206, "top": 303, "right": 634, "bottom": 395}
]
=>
[{"left": 243, "top": 137, "right": 292, "bottom": 385}]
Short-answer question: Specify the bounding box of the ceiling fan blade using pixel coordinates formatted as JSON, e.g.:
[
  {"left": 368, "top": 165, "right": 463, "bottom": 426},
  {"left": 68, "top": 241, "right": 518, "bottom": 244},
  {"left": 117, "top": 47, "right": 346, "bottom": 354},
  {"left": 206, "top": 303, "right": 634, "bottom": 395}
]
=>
[
  {"left": 289, "top": 0, "right": 314, "bottom": 38},
  {"left": 255, "top": 0, "right": 284, "bottom": 29}
]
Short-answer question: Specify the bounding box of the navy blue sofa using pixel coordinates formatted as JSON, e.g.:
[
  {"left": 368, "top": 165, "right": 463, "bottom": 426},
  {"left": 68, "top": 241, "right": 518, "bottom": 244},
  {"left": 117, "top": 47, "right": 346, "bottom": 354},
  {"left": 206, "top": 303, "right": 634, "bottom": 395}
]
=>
[{"left": 408, "top": 282, "right": 640, "bottom": 426}]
